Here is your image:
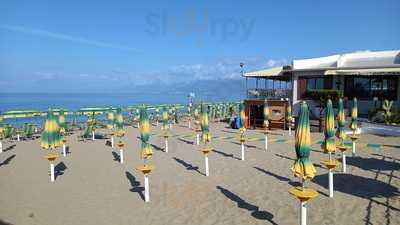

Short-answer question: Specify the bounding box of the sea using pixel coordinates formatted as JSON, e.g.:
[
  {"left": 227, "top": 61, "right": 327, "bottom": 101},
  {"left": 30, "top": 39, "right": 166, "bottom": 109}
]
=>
[{"left": 0, "top": 93, "right": 242, "bottom": 127}]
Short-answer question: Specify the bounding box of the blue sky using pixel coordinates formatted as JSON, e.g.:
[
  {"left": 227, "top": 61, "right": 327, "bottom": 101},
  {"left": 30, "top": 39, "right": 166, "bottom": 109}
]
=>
[{"left": 0, "top": 0, "right": 399, "bottom": 92}]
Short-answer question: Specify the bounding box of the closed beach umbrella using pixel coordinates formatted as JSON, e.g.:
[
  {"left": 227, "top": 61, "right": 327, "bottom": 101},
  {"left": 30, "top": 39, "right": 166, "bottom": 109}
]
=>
[
  {"left": 321, "top": 100, "right": 338, "bottom": 198},
  {"left": 291, "top": 102, "right": 316, "bottom": 180},
  {"left": 263, "top": 99, "right": 270, "bottom": 150},
  {"left": 58, "top": 109, "right": 66, "bottom": 134},
  {"left": 174, "top": 107, "right": 179, "bottom": 124},
  {"left": 0, "top": 116, "right": 3, "bottom": 152},
  {"left": 115, "top": 107, "right": 124, "bottom": 137},
  {"left": 287, "top": 103, "right": 293, "bottom": 135},
  {"left": 41, "top": 111, "right": 61, "bottom": 150},
  {"left": 263, "top": 99, "right": 269, "bottom": 128},
  {"left": 349, "top": 98, "right": 358, "bottom": 133},
  {"left": 323, "top": 99, "right": 336, "bottom": 155},
  {"left": 336, "top": 98, "right": 346, "bottom": 143},
  {"left": 162, "top": 107, "right": 168, "bottom": 130},
  {"left": 106, "top": 110, "right": 115, "bottom": 130},
  {"left": 239, "top": 102, "right": 245, "bottom": 130},
  {"left": 201, "top": 103, "right": 210, "bottom": 144},
  {"left": 155, "top": 108, "right": 160, "bottom": 125},
  {"left": 336, "top": 98, "right": 348, "bottom": 173},
  {"left": 140, "top": 107, "right": 153, "bottom": 159}
]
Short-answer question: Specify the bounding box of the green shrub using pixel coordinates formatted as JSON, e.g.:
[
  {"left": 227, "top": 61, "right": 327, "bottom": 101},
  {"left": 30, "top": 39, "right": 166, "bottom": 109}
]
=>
[
  {"left": 305, "top": 89, "right": 344, "bottom": 108},
  {"left": 382, "top": 100, "right": 393, "bottom": 124}
]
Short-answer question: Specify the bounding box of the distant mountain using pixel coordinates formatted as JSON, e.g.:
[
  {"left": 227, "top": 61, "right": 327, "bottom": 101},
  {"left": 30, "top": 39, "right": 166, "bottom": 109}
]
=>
[{"left": 117, "top": 79, "right": 246, "bottom": 102}]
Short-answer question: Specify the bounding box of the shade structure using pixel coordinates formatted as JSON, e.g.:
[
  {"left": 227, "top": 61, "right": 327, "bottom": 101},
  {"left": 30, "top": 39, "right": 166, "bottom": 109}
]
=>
[
  {"left": 1, "top": 110, "right": 41, "bottom": 119},
  {"left": 162, "top": 107, "right": 168, "bottom": 130},
  {"left": 41, "top": 111, "right": 61, "bottom": 150},
  {"left": 350, "top": 98, "right": 358, "bottom": 132},
  {"left": 58, "top": 109, "right": 66, "bottom": 134},
  {"left": 323, "top": 99, "right": 336, "bottom": 153},
  {"left": 140, "top": 107, "right": 153, "bottom": 159},
  {"left": 239, "top": 102, "right": 245, "bottom": 130},
  {"left": 78, "top": 107, "right": 112, "bottom": 115},
  {"left": 263, "top": 99, "right": 269, "bottom": 128},
  {"left": 291, "top": 102, "right": 316, "bottom": 180},
  {"left": 115, "top": 107, "right": 125, "bottom": 137},
  {"left": 336, "top": 98, "right": 346, "bottom": 142},
  {"left": 200, "top": 103, "right": 210, "bottom": 143},
  {"left": 106, "top": 110, "right": 115, "bottom": 130}
]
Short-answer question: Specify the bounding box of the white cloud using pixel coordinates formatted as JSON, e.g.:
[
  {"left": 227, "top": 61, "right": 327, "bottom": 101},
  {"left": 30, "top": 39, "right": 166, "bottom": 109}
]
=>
[
  {"left": 34, "top": 72, "right": 57, "bottom": 80},
  {"left": 0, "top": 24, "right": 140, "bottom": 52},
  {"left": 266, "top": 59, "right": 288, "bottom": 68}
]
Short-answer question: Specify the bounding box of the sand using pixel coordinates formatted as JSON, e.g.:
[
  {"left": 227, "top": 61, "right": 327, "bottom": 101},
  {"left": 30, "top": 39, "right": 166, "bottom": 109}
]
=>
[{"left": 0, "top": 121, "right": 399, "bottom": 225}]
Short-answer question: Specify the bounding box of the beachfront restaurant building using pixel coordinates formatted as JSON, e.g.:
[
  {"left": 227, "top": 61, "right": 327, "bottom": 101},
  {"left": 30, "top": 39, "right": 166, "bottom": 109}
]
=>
[{"left": 243, "top": 49, "right": 400, "bottom": 129}]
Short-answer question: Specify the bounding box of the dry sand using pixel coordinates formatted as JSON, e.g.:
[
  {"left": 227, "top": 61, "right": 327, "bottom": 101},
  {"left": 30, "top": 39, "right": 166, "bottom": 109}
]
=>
[{"left": 0, "top": 121, "right": 399, "bottom": 225}]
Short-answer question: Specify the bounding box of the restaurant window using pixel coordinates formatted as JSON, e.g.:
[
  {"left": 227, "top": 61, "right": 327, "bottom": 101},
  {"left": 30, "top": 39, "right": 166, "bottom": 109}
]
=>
[
  {"left": 306, "top": 77, "right": 324, "bottom": 90},
  {"left": 344, "top": 76, "right": 398, "bottom": 100}
]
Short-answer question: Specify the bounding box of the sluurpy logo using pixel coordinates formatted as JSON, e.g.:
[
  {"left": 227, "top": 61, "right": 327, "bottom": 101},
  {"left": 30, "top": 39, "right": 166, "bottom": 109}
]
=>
[{"left": 144, "top": 9, "right": 255, "bottom": 43}]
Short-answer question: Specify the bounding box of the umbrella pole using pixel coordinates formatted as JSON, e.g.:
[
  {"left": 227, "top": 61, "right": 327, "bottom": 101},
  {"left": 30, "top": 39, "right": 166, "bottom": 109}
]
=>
[
  {"left": 188, "top": 120, "right": 191, "bottom": 129},
  {"left": 144, "top": 174, "right": 150, "bottom": 202},
  {"left": 342, "top": 152, "right": 346, "bottom": 173},
  {"left": 0, "top": 141, "right": 2, "bottom": 153},
  {"left": 92, "top": 131, "right": 95, "bottom": 141},
  {"left": 120, "top": 148, "right": 124, "bottom": 164},
  {"left": 17, "top": 134, "right": 20, "bottom": 142},
  {"left": 165, "top": 137, "right": 168, "bottom": 153},
  {"left": 241, "top": 142, "right": 245, "bottom": 161},
  {"left": 50, "top": 163, "right": 55, "bottom": 182},
  {"left": 205, "top": 154, "right": 209, "bottom": 176},
  {"left": 352, "top": 140, "right": 356, "bottom": 156},
  {"left": 111, "top": 136, "right": 114, "bottom": 148},
  {"left": 264, "top": 134, "right": 268, "bottom": 151},
  {"left": 196, "top": 133, "right": 200, "bottom": 145},
  {"left": 300, "top": 179, "right": 306, "bottom": 225},
  {"left": 63, "top": 144, "right": 66, "bottom": 157},
  {"left": 329, "top": 169, "right": 334, "bottom": 198},
  {"left": 300, "top": 201, "right": 307, "bottom": 225}
]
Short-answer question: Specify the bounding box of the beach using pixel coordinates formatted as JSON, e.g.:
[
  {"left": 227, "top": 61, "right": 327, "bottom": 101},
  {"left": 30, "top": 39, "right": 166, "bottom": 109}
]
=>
[{"left": 0, "top": 121, "right": 399, "bottom": 225}]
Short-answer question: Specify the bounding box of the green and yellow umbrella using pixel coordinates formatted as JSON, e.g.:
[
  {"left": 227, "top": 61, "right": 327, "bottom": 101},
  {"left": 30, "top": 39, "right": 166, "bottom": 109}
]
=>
[
  {"left": 162, "top": 106, "right": 169, "bottom": 130},
  {"left": 336, "top": 98, "right": 346, "bottom": 143},
  {"left": 322, "top": 99, "right": 336, "bottom": 154},
  {"left": 350, "top": 98, "right": 358, "bottom": 132},
  {"left": 174, "top": 107, "right": 179, "bottom": 124},
  {"left": 263, "top": 99, "right": 269, "bottom": 129},
  {"left": 41, "top": 111, "right": 61, "bottom": 150},
  {"left": 239, "top": 102, "right": 246, "bottom": 131},
  {"left": 115, "top": 107, "right": 125, "bottom": 137},
  {"left": 58, "top": 109, "right": 66, "bottom": 135},
  {"left": 155, "top": 107, "right": 160, "bottom": 123},
  {"left": 140, "top": 107, "right": 153, "bottom": 159},
  {"left": 287, "top": 103, "right": 292, "bottom": 123},
  {"left": 201, "top": 103, "right": 210, "bottom": 143},
  {"left": 106, "top": 110, "right": 115, "bottom": 130},
  {"left": 0, "top": 115, "right": 4, "bottom": 134},
  {"left": 291, "top": 102, "right": 316, "bottom": 180}
]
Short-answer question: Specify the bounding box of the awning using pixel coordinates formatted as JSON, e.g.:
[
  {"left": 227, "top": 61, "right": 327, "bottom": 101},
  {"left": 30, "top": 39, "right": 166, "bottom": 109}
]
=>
[
  {"left": 324, "top": 67, "right": 400, "bottom": 75},
  {"left": 243, "top": 66, "right": 284, "bottom": 78}
]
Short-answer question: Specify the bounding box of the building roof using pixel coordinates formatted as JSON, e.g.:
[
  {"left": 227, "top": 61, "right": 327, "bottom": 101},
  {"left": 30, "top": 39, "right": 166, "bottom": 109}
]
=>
[
  {"left": 292, "top": 50, "right": 400, "bottom": 70},
  {"left": 244, "top": 50, "right": 400, "bottom": 78},
  {"left": 243, "top": 66, "right": 284, "bottom": 77}
]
